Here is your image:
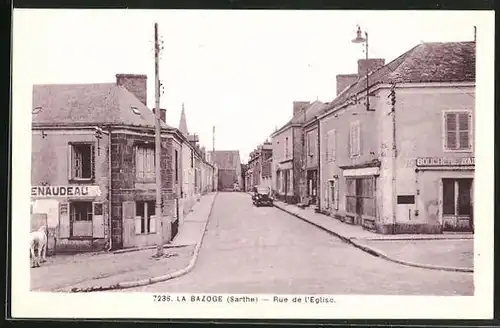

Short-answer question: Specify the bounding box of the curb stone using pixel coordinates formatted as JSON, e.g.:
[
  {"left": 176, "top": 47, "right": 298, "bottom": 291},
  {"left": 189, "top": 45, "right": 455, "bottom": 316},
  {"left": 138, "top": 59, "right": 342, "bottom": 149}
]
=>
[
  {"left": 69, "top": 193, "right": 219, "bottom": 293},
  {"left": 273, "top": 203, "right": 473, "bottom": 274}
]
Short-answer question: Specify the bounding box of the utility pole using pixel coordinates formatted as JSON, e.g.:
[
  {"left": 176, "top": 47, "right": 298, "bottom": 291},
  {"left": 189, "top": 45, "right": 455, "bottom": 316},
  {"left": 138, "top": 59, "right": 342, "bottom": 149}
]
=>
[{"left": 154, "top": 22, "right": 164, "bottom": 257}]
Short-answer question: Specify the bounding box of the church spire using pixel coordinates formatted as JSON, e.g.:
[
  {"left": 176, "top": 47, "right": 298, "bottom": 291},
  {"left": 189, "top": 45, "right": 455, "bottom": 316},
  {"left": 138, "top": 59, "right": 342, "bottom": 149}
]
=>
[{"left": 178, "top": 102, "right": 189, "bottom": 136}]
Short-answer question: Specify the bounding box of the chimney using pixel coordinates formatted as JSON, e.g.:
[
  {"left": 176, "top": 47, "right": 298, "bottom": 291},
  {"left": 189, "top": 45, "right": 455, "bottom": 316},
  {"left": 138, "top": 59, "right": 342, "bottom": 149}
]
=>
[
  {"left": 152, "top": 108, "right": 166, "bottom": 122},
  {"left": 116, "top": 74, "right": 148, "bottom": 106},
  {"left": 293, "top": 101, "right": 310, "bottom": 116},
  {"left": 357, "top": 59, "right": 385, "bottom": 77},
  {"left": 336, "top": 74, "right": 358, "bottom": 95}
]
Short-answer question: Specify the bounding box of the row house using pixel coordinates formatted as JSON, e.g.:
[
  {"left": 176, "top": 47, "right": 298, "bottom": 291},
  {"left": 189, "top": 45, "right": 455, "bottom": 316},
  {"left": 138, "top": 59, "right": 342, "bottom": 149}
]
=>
[
  {"left": 270, "top": 101, "right": 325, "bottom": 204},
  {"left": 245, "top": 141, "right": 273, "bottom": 190},
  {"left": 177, "top": 105, "right": 215, "bottom": 219},
  {"left": 31, "top": 73, "right": 216, "bottom": 254},
  {"left": 318, "top": 41, "right": 475, "bottom": 234}
]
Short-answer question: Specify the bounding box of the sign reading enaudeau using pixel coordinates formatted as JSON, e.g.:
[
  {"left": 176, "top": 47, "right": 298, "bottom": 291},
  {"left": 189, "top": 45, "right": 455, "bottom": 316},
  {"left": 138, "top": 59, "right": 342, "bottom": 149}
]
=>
[
  {"left": 416, "top": 157, "right": 475, "bottom": 167},
  {"left": 31, "top": 185, "right": 102, "bottom": 198}
]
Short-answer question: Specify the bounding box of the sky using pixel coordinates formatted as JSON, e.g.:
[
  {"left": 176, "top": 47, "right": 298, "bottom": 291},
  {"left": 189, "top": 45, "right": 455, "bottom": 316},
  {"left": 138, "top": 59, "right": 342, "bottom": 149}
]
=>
[{"left": 14, "top": 9, "right": 487, "bottom": 163}]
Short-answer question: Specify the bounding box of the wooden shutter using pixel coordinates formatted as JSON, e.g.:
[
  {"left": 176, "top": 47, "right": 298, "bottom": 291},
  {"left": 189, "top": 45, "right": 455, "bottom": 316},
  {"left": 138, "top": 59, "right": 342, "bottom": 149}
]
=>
[
  {"left": 67, "top": 144, "right": 73, "bottom": 180},
  {"left": 458, "top": 112, "right": 470, "bottom": 150},
  {"left": 122, "top": 201, "right": 136, "bottom": 247},
  {"left": 91, "top": 144, "right": 95, "bottom": 180},
  {"left": 58, "top": 202, "right": 70, "bottom": 238},
  {"left": 92, "top": 202, "right": 105, "bottom": 238},
  {"left": 134, "top": 215, "right": 142, "bottom": 234},
  {"left": 331, "top": 129, "right": 336, "bottom": 161},
  {"left": 349, "top": 124, "right": 355, "bottom": 156},
  {"left": 445, "top": 113, "right": 458, "bottom": 150},
  {"left": 149, "top": 215, "right": 156, "bottom": 233},
  {"left": 356, "top": 123, "right": 361, "bottom": 156}
]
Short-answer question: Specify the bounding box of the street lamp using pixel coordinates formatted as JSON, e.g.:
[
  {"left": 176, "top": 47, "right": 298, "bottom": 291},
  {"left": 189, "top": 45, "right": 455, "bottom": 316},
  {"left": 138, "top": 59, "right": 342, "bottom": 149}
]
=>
[{"left": 351, "top": 25, "right": 373, "bottom": 111}]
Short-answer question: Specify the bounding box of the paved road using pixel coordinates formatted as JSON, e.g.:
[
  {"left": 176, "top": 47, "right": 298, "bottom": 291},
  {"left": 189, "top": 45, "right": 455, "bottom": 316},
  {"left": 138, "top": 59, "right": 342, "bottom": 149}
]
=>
[{"left": 126, "top": 192, "right": 473, "bottom": 295}]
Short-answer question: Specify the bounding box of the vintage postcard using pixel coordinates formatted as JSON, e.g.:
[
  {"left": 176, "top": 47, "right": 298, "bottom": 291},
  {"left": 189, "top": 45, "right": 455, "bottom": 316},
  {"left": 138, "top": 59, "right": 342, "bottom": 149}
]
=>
[{"left": 11, "top": 9, "right": 494, "bottom": 319}]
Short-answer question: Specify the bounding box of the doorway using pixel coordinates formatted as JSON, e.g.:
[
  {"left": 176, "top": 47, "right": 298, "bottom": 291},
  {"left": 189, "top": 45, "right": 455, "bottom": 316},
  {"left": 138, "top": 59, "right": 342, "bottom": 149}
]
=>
[{"left": 442, "top": 178, "right": 473, "bottom": 231}]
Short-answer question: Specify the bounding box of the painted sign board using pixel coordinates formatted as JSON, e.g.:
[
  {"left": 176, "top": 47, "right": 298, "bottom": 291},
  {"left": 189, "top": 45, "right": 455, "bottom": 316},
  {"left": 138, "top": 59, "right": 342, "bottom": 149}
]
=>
[
  {"left": 416, "top": 157, "right": 475, "bottom": 167},
  {"left": 31, "top": 185, "right": 102, "bottom": 198}
]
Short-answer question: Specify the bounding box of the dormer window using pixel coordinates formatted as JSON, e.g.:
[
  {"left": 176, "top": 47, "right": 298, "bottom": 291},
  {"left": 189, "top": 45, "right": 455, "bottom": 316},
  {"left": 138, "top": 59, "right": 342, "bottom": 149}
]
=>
[
  {"left": 131, "top": 105, "right": 140, "bottom": 115},
  {"left": 32, "top": 106, "right": 42, "bottom": 114}
]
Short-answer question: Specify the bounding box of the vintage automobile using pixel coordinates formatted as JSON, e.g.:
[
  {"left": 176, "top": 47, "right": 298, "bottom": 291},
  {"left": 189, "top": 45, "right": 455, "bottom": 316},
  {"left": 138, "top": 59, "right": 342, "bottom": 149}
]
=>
[{"left": 252, "top": 185, "right": 273, "bottom": 207}]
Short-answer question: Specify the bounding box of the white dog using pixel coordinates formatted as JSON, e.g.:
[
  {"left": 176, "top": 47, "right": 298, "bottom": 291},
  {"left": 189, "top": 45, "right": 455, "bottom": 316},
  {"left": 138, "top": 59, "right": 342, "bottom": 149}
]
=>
[{"left": 30, "top": 226, "right": 47, "bottom": 268}]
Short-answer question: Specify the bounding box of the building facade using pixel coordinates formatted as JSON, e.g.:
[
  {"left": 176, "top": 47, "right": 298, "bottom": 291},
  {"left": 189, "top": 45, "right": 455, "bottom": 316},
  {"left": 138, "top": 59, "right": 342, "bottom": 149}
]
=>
[
  {"left": 318, "top": 41, "right": 475, "bottom": 234},
  {"left": 207, "top": 150, "right": 242, "bottom": 191},
  {"left": 245, "top": 141, "right": 272, "bottom": 190},
  {"left": 31, "top": 74, "right": 215, "bottom": 254}
]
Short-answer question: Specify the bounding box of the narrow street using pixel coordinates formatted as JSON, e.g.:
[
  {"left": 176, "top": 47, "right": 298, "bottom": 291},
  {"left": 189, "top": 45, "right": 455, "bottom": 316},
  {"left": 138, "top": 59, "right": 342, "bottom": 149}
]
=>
[{"left": 126, "top": 192, "right": 473, "bottom": 295}]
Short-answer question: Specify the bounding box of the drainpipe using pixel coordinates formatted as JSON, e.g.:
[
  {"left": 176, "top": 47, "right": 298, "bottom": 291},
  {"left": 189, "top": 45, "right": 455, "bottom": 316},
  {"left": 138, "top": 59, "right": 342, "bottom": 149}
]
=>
[
  {"left": 106, "top": 127, "right": 113, "bottom": 251},
  {"left": 290, "top": 128, "right": 294, "bottom": 203},
  {"left": 316, "top": 116, "right": 321, "bottom": 211},
  {"left": 391, "top": 84, "right": 398, "bottom": 234}
]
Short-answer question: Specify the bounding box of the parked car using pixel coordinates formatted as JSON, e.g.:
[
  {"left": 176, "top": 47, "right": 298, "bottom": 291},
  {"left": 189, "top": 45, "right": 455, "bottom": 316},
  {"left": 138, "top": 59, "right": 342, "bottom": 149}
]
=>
[{"left": 252, "top": 185, "right": 273, "bottom": 207}]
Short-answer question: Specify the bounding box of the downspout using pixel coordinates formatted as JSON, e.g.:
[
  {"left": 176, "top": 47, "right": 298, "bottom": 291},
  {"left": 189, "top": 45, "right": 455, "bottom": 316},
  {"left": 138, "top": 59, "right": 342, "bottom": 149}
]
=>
[
  {"left": 106, "top": 127, "right": 113, "bottom": 251},
  {"left": 291, "top": 127, "right": 294, "bottom": 203},
  {"left": 391, "top": 84, "right": 398, "bottom": 234},
  {"left": 316, "top": 116, "right": 321, "bottom": 211}
]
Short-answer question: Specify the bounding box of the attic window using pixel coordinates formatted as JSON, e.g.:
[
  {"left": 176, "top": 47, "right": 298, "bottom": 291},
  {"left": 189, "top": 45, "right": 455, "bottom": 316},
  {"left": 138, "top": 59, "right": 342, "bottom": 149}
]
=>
[
  {"left": 32, "top": 106, "right": 42, "bottom": 114},
  {"left": 130, "top": 105, "right": 140, "bottom": 115}
]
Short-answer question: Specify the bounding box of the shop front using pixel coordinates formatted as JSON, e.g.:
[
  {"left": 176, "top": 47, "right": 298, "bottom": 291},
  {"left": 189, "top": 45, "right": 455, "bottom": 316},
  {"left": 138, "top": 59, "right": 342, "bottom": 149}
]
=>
[
  {"left": 341, "top": 165, "right": 379, "bottom": 229},
  {"left": 30, "top": 185, "right": 108, "bottom": 254},
  {"left": 415, "top": 156, "right": 474, "bottom": 233}
]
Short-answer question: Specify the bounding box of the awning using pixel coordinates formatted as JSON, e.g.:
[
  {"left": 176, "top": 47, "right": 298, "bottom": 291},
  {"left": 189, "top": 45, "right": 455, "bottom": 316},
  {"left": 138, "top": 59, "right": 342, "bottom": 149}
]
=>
[{"left": 343, "top": 166, "right": 380, "bottom": 177}]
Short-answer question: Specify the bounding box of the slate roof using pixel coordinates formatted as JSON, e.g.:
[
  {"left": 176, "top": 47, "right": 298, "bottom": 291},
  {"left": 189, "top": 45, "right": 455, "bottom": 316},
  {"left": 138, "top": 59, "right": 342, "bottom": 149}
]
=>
[
  {"left": 32, "top": 83, "right": 173, "bottom": 129},
  {"left": 323, "top": 41, "right": 476, "bottom": 112},
  {"left": 208, "top": 150, "right": 241, "bottom": 170}
]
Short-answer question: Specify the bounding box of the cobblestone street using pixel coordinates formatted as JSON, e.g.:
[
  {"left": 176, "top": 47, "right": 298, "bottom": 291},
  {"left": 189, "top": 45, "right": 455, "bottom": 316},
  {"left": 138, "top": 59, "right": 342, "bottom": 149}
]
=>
[{"left": 126, "top": 192, "right": 474, "bottom": 295}]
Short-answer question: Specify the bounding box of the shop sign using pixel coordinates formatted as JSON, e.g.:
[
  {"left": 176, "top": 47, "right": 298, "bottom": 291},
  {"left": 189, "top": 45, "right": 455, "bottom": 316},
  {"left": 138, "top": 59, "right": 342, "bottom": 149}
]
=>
[
  {"left": 416, "top": 157, "right": 475, "bottom": 167},
  {"left": 31, "top": 185, "right": 102, "bottom": 198}
]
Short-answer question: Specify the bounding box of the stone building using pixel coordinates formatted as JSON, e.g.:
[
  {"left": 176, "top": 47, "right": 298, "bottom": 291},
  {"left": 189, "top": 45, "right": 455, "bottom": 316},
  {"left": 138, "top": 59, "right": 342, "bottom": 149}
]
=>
[{"left": 31, "top": 73, "right": 215, "bottom": 253}]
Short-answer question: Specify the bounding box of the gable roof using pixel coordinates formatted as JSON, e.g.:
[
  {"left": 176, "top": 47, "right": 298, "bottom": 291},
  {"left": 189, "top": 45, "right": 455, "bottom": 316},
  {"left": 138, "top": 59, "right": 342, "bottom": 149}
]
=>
[
  {"left": 32, "top": 83, "right": 173, "bottom": 129},
  {"left": 208, "top": 150, "right": 241, "bottom": 170},
  {"left": 324, "top": 41, "right": 476, "bottom": 112}
]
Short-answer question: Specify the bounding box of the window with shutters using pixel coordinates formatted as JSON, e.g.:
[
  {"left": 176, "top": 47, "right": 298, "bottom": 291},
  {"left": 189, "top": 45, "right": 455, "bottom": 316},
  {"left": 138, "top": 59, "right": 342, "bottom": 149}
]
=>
[
  {"left": 136, "top": 144, "right": 155, "bottom": 182},
  {"left": 68, "top": 143, "right": 94, "bottom": 181},
  {"left": 349, "top": 121, "right": 361, "bottom": 157},
  {"left": 327, "top": 129, "right": 337, "bottom": 162},
  {"left": 443, "top": 111, "right": 473, "bottom": 151},
  {"left": 135, "top": 200, "right": 155, "bottom": 234}
]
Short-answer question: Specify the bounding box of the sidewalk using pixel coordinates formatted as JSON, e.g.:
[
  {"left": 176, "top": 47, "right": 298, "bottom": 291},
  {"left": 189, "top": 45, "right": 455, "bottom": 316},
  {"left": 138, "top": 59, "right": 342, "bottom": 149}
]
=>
[
  {"left": 31, "top": 192, "right": 217, "bottom": 292},
  {"left": 273, "top": 200, "right": 473, "bottom": 273}
]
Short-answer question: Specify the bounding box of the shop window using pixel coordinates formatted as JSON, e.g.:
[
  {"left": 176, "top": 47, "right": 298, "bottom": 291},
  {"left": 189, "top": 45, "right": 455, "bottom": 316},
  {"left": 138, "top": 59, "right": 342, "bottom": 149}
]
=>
[
  {"left": 70, "top": 201, "right": 93, "bottom": 237},
  {"left": 136, "top": 144, "right": 155, "bottom": 182},
  {"left": 345, "top": 177, "right": 375, "bottom": 217},
  {"left": 444, "top": 111, "right": 472, "bottom": 151},
  {"left": 135, "top": 201, "right": 155, "bottom": 234},
  {"left": 68, "top": 143, "right": 94, "bottom": 181},
  {"left": 442, "top": 178, "right": 473, "bottom": 216}
]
